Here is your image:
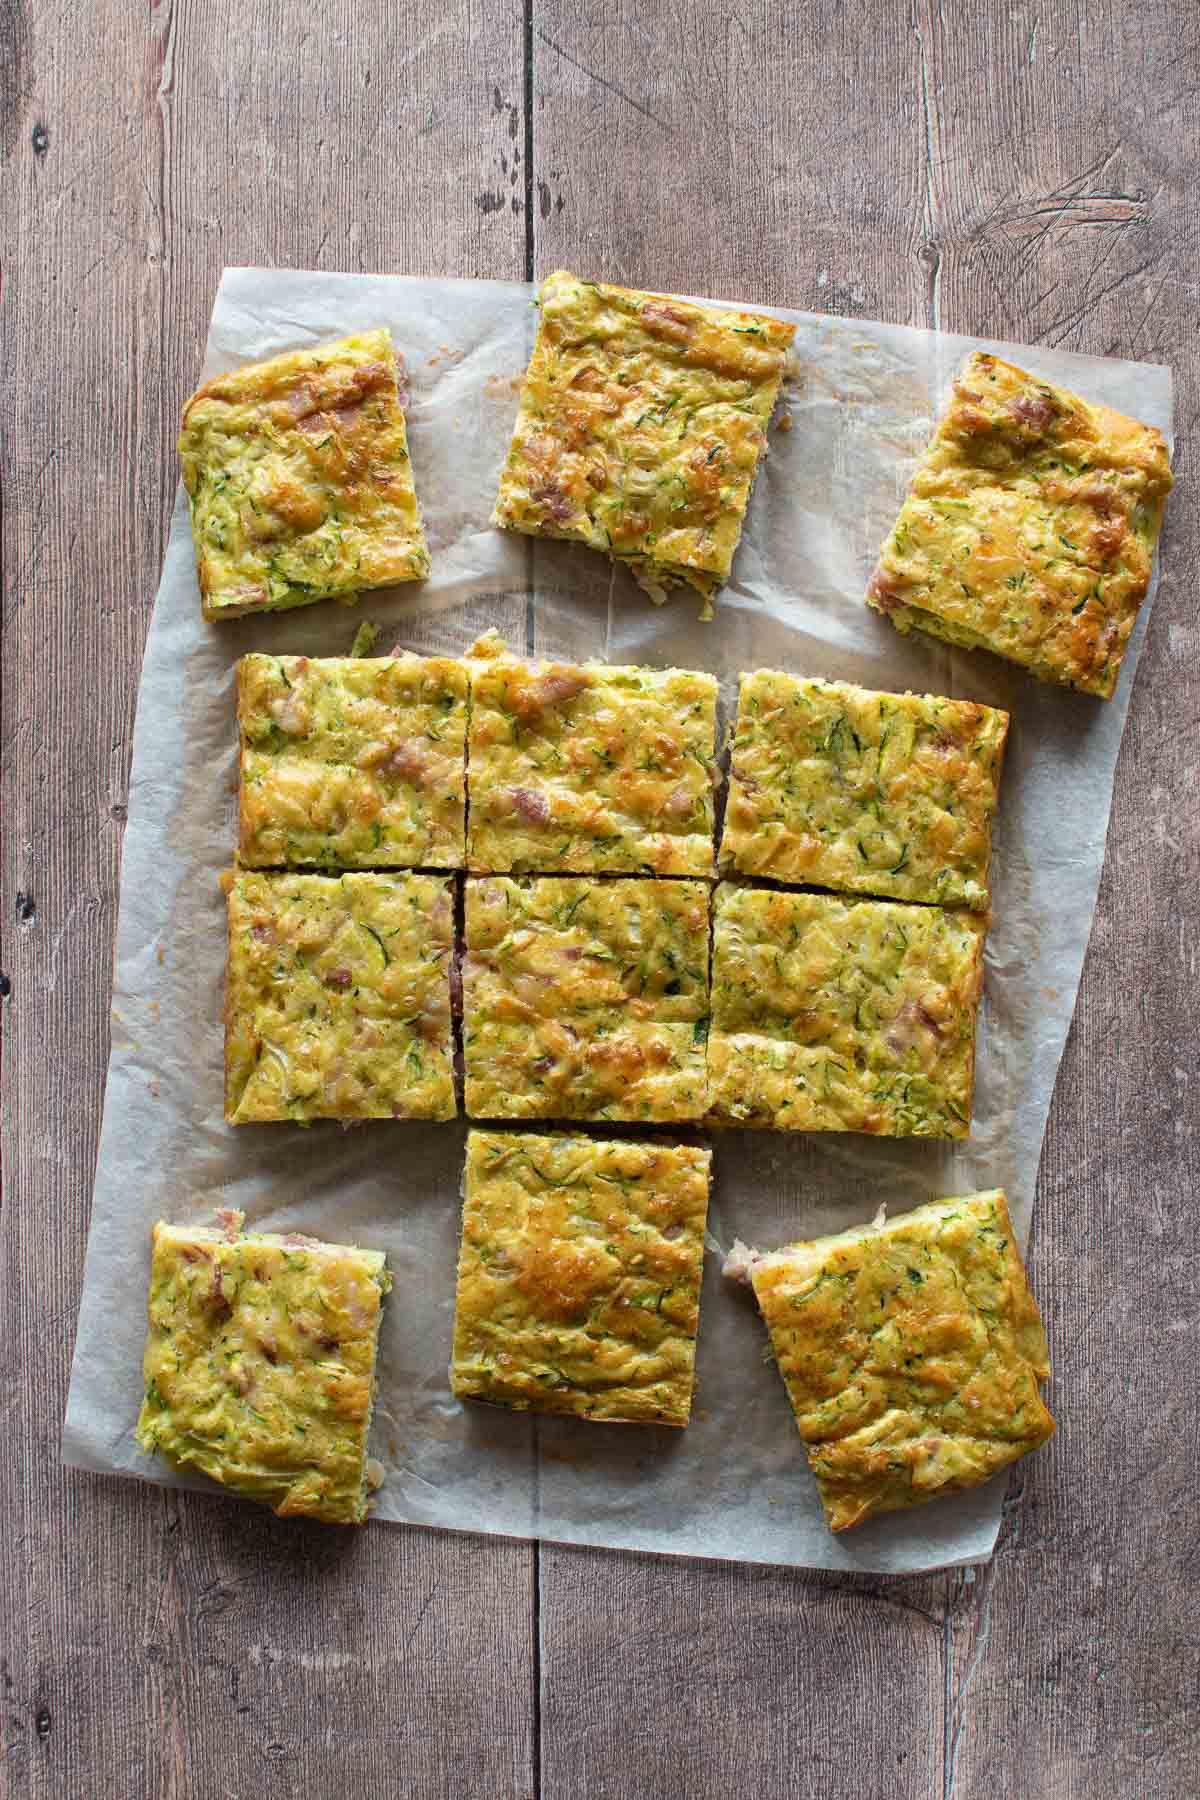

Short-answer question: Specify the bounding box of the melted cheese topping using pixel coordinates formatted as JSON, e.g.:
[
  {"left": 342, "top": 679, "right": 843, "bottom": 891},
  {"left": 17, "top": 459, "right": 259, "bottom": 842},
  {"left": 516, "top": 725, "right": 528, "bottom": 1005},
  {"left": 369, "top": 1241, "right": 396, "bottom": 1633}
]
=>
[
  {"left": 750, "top": 1191, "right": 1054, "bottom": 1531},
  {"left": 492, "top": 270, "right": 794, "bottom": 616},
  {"left": 708, "top": 884, "right": 984, "bottom": 1137},
  {"left": 452, "top": 1131, "right": 711, "bottom": 1424},
  {"left": 463, "top": 876, "right": 711, "bottom": 1123},
  {"left": 867, "top": 352, "right": 1173, "bottom": 698},
  {"left": 180, "top": 329, "right": 429, "bottom": 621},
  {"left": 720, "top": 671, "right": 1008, "bottom": 909},
  {"left": 136, "top": 1216, "right": 391, "bottom": 1524},
  {"left": 466, "top": 642, "right": 718, "bottom": 875},
  {"left": 224, "top": 870, "right": 456, "bottom": 1123},
  {"left": 237, "top": 653, "right": 467, "bottom": 869}
]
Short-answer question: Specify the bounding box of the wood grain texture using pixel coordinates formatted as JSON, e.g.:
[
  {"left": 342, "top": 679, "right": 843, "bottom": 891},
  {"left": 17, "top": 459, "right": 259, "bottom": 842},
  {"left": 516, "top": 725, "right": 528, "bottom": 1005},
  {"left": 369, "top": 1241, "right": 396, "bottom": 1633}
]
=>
[
  {"left": 0, "top": 5, "right": 535, "bottom": 1799},
  {"left": 539, "top": 1551, "right": 947, "bottom": 1800},
  {"left": 3, "top": 1, "right": 1199, "bottom": 1796},
  {"left": 533, "top": 3, "right": 1200, "bottom": 1797}
]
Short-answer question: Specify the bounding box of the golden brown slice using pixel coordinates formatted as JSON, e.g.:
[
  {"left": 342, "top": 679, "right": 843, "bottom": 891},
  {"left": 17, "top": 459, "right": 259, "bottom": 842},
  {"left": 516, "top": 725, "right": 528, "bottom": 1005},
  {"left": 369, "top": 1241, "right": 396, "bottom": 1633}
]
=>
[
  {"left": 136, "top": 1211, "right": 391, "bottom": 1524},
  {"left": 867, "top": 351, "right": 1173, "bottom": 697},
  {"left": 721, "top": 671, "right": 1008, "bottom": 909},
  {"left": 224, "top": 869, "right": 456, "bottom": 1123},
  {"left": 466, "top": 636, "right": 718, "bottom": 875},
  {"left": 237, "top": 653, "right": 467, "bottom": 870},
  {"left": 180, "top": 329, "right": 429, "bottom": 621},
  {"left": 735, "top": 1190, "right": 1054, "bottom": 1531},
  {"left": 492, "top": 270, "right": 795, "bottom": 616},
  {"left": 452, "top": 1130, "right": 711, "bottom": 1424},
  {"left": 463, "top": 876, "right": 711, "bottom": 1123},
  {"left": 708, "top": 884, "right": 985, "bottom": 1137}
]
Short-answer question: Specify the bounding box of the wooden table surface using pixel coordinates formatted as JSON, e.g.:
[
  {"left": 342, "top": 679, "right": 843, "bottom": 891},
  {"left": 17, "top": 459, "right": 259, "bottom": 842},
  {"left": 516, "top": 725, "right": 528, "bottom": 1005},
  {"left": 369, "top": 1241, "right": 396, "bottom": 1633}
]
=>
[{"left": 3, "top": 3, "right": 1198, "bottom": 1795}]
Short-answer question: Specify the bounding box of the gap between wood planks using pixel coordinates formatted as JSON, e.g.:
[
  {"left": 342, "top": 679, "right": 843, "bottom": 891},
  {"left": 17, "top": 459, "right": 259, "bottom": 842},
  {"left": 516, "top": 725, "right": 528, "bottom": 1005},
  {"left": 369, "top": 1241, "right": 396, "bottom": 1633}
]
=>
[{"left": 523, "top": 10, "right": 542, "bottom": 1798}]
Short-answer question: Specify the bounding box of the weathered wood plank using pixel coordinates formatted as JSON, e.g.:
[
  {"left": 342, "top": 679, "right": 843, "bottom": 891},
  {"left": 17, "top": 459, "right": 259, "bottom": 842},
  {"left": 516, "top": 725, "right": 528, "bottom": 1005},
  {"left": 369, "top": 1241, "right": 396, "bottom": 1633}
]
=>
[
  {"left": 914, "top": 4, "right": 1200, "bottom": 1795},
  {"left": 532, "top": 3, "right": 1200, "bottom": 1797},
  {"left": 0, "top": 5, "right": 535, "bottom": 1798},
  {"left": 530, "top": 0, "right": 928, "bottom": 316},
  {"left": 539, "top": 1550, "right": 947, "bottom": 1800}
]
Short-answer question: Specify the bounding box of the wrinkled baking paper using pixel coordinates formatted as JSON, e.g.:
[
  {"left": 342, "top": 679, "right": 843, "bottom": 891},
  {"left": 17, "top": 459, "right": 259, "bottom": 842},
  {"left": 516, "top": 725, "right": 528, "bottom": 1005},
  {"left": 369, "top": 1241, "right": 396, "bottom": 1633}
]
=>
[{"left": 62, "top": 268, "right": 1173, "bottom": 1575}]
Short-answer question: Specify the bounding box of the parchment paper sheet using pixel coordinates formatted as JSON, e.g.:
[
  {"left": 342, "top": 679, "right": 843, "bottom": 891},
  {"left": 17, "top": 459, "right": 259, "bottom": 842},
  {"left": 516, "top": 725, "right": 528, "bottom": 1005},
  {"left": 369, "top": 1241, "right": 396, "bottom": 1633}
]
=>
[{"left": 62, "top": 268, "right": 1173, "bottom": 1574}]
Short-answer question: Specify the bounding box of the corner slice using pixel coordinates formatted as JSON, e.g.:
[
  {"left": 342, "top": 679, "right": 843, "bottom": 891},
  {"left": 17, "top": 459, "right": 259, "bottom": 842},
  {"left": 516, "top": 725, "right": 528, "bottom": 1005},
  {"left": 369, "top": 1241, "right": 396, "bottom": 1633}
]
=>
[
  {"left": 867, "top": 351, "right": 1173, "bottom": 698},
  {"left": 466, "top": 637, "right": 718, "bottom": 876},
  {"left": 136, "top": 1211, "right": 391, "bottom": 1524},
  {"left": 708, "top": 885, "right": 985, "bottom": 1137},
  {"left": 452, "top": 1130, "right": 711, "bottom": 1424},
  {"left": 463, "top": 876, "right": 711, "bottom": 1123},
  {"left": 224, "top": 869, "right": 456, "bottom": 1123},
  {"left": 492, "top": 270, "right": 795, "bottom": 617},
  {"left": 720, "top": 671, "right": 1008, "bottom": 909},
  {"left": 180, "top": 329, "right": 430, "bottom": 621},
  {"left": 737, "top": 1190, "right": 1054, "bottom": 1531},
  {"left": 237, "top": 653, "right": 468, "bottom": 870}
]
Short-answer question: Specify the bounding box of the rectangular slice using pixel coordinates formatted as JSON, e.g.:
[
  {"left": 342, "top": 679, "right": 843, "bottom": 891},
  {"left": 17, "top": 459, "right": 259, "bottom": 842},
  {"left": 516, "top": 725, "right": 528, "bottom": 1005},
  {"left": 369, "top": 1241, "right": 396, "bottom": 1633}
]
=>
[
  {"left": 492, "top": 269, "right": 795, "bottom": 616},
  {"left": 466, "top": 638, "right": 718, "bottom": 875},
  {"left": 136, "top": 1210, "right": 391, "bottom": 1523},
  {"left": 463, "top": 876, "right": 710, "bottom": 1123},
  {"left": 734, "top": 1190, "right": 1054, "bottom": 1531},
  {"left": 237, "top": 652, "right": 468, "bottom": 870},
  {"left": 867, "top": 351, "right": 1173, "bottom": 698},
  {"left": 708, "top": 884, "right": 984, "bottom": 1137},
  {"left": 720, "top": 670, "right": 1009, "bottom": 909},
  {"left": 452, "top": 1130, "right": 712, "bottom": 1425},
  {"left": 224, "top": 869, "right": 456, "bottom": 1123},
  {"left": 180, "top": 329, "right": 430, "bottom": 621}
]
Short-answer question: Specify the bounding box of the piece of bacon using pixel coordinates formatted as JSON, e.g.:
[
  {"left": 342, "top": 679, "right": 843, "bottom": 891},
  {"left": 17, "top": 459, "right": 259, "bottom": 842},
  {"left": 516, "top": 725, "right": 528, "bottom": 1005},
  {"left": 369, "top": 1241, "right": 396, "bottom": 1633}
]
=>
[
  {"left": 531, "top": 480, "right": 574, "bottom": 524},
  {"left": 510, "top": 787, "right": 552, "bottom": 826},
  {"left": 287, "top": 383, "right": 316, "bottom": 419},
  {"left": 1009, "top": 388, "right": 1055, "bottom": 433},
  {"left": 378, "top": 738, "right": 431, "bottom": 786},
  {"left": 640, "top": 301, "right": 693, "bottom": 344},
  {"left": 298, "top": 401, "right": 366, "bottom": 437},
  {"left": 914, "top": 1000, "right": 945, "bottom": 1037},
  {"left": 867, "top": 566, "right": 903, "bottom": 612},
  {"left": 662, "top": 782, "right": 695, "bottom": 821},
  {"left": 508, "top": 667, "right": 589, "bottom": 724},
  {"left": 208, "top": 1265, "right": 233, "bottom": 1318},
  {"left": 532, "top": 669, "right": 589, "bottom": 709}
]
